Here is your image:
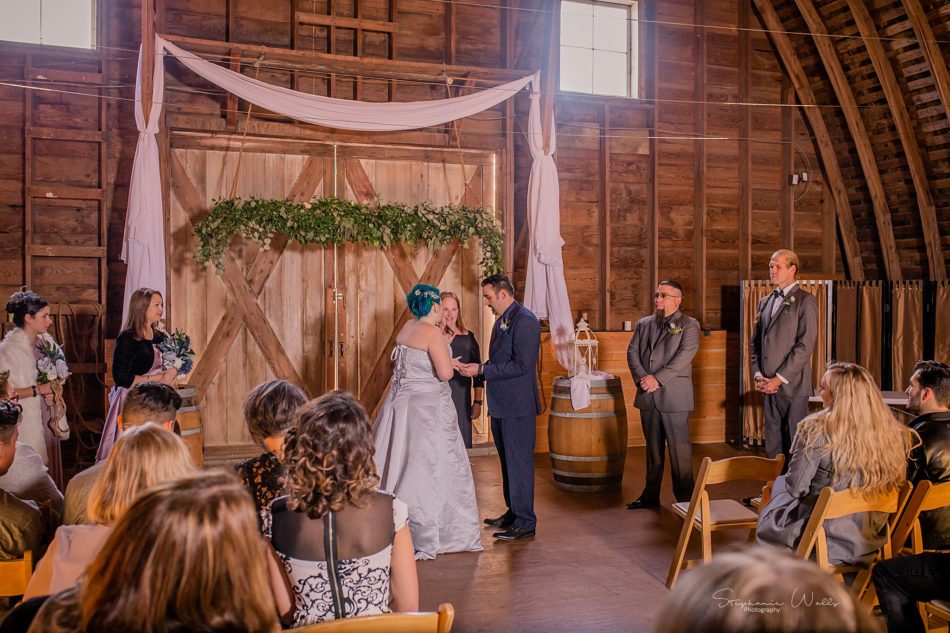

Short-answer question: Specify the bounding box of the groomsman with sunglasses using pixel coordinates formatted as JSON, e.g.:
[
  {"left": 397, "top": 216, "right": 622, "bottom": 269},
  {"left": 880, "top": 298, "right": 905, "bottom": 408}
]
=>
[{"left": 626, "top": 280, "right": 701, "bottom": 510}]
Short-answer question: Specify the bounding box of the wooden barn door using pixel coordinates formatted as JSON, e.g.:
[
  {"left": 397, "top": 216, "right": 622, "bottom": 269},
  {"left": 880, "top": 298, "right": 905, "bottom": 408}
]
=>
[
  {"left": 336, "top": 147, "right": 495, "bottom": 439},
  {"left": 167, "top": 137, "right": 498, "bottom": 459}
]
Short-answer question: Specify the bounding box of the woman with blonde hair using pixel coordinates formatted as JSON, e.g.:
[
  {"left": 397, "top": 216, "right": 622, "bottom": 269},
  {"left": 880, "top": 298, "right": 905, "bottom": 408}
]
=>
[
  {"left": 440, "top": 291, "right": 484, "bottom": 448},
  {"left": 96, "top": 288, "right": 177, "bottom": 461},
  {"left": 22, "top": 423, "right": 194, "bottom": 599},
  {"left": 20, "top": 471, "right": 281, "bottom": 633},
  {"left": 269, "top": 390, "right": 419, "bottom": 626},
  {"left": 756, "top": 362, "right": 917, "bottom": 566}
]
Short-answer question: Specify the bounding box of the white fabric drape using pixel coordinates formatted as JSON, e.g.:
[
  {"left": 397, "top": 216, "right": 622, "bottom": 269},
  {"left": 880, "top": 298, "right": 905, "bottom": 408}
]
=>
[
  {"left": 121, "top": 38, "right": 166, "bottom": 326},
  {"left": 124, "top": 36, "right": 573, "bottom": 368},
  {"left": 523, "top": 87, "right": 573, "bottom": 368}
]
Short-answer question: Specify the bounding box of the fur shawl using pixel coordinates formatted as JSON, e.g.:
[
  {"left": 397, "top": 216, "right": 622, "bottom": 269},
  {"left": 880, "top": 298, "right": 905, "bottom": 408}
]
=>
[{"left": 0, "top": 328, "right": 60, "bottom": 464}]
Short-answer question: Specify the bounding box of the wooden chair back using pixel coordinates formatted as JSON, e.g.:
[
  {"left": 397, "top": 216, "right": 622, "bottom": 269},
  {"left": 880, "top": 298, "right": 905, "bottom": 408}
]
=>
[
  {"left": 666, "top": 454, "right": 784, "bottom": 588},
  {"left": 891, "top": 480, "right": 950, "bottom": 555},
  {"left": 294, "top": 604, "right": 455, "bottom": 633},
  {"left": 0, "top": 550, "right": 33, "bottom": 596},
  {"left": 794, "top": 483, "right": 911, "bottom": 599}
]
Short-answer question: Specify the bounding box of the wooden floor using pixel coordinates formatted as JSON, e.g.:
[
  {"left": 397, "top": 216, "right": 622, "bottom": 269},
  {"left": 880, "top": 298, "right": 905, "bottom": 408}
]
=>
[{"left": 417, "top": 443, "right": 766, "bottom": 633}]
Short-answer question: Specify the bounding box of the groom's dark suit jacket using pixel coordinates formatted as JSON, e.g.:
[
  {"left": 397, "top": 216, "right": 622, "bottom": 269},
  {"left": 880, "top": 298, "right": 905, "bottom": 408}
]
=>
[{"left": 483, "top": 302, "right": 542, "bottom": 419}]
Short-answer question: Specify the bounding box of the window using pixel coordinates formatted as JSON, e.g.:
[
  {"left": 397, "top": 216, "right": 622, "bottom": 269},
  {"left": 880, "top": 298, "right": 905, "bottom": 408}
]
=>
[
  {"left": 560, "top": 0, "right": 638, "bottom": 98},
  {"left": 0, "top": 0, "right": 96, "bottom": 49}
]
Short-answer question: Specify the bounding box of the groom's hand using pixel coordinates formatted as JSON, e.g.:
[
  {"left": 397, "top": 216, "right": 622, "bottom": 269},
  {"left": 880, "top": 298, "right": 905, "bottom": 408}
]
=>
[{"left": 458, "top": 363, "right": 480, "bottom": 377}]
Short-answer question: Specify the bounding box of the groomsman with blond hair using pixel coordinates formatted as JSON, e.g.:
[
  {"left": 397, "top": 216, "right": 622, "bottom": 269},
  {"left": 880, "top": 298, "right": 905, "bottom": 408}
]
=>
[{"left": 750, "top": 249, "right": 818, "bottom": 466}]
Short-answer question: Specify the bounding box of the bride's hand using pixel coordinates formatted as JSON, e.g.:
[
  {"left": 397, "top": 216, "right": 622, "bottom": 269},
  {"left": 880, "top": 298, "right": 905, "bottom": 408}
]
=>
[{"left": 451, "top": 356, "right": 463, "bottom": 370}]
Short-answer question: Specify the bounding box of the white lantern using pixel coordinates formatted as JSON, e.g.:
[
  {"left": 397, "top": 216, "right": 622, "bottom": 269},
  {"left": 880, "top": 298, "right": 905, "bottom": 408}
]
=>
[{"left": 569, "top": 317, "right": 599, "bottom": 377}]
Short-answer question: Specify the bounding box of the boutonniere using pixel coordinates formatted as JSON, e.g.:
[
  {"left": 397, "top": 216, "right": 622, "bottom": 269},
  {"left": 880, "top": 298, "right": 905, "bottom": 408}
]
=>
[
  {"left": 783, "top": 295, "right": 796, "bottom": 307},
  {"left": 667, "top": 322, "right": 683, "bottom": 335},
  {"left": 499, "top": 317, "right": 512, "bottom": 335}
]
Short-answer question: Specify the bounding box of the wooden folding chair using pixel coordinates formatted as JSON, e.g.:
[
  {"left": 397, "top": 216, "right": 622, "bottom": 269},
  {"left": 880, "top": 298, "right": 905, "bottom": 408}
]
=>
[
  {"left": 0, "top": 550, "right": 33, "bottom": 597},
  {"left": 295, "top": 603, "right": 455, "bottom": 633},
  {"left": 892, "top": 481, "right": 950, "bottom": 556},
  {"left": 666, "top": 454, "right": 785, "bottom": 588},
  {"left": 887, "top": 480, "right": 950, "bottom": 630},
  {"left": 794, "top": 482, "right": 911, "bottom": 602}
]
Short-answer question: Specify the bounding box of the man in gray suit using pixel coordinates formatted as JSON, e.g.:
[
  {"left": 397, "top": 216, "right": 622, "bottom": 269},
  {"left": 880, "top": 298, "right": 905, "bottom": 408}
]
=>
[
  {"left": 751, "top": 249, "right": 818, "bottom": 466},
  {"left": 626, "top": 280, "right": 701, "bottom": 509}
]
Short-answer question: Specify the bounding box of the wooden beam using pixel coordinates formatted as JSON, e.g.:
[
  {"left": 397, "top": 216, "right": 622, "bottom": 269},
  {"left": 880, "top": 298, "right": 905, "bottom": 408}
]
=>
[
  {"left": 792, "top": 0, "right": 900, "bottom": 279},
  {"left": 780, "top": 78, "right": 794, "bottom": 249},
  {"left": 444, "top": 0, "right": 455, "bottom": 65},
  {"left": 847, "top": 0, "right": 945, "bottom": 280},
  {"left": 599, "top": 104, "right": 610, "bottom": 330},
  {"left": 160, "top": 34, "right": 527, "bottom": 84},
  {"left": 141, "top": 0, "right": 155, "bottom": 128},
  {"left": 693, "top": 0, "right": 707, "bottom": 324},
  {"left": 822, "top": 186, "right": 836, "bottom": 275},
  {"left": 296, "top": 12, "right": 397, "bottom": 33},
  {"left": 751, "top": 0, "right": 864, "bottom": 279},
  {"left": 181, "top": 155, "right": 324, "bottom": 393},
  {"left": 360, "top": 240, "right": 461, "bottom": 412},
  {"left": 901, "top": 0, "right": 950, "bottom": 133},
  {"left": 646, "top": 0, "right": 659, "bottom": 299},
  {"left": 738, "top": 0, "right": 751, "bottom": 281}
]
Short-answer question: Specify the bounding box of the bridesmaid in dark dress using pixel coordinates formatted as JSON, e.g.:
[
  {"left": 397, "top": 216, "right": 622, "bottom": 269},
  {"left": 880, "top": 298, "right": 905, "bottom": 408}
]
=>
[
  {"left": 96, "top": 288, "right": 177, "bottom": 461},
  {"left": 440, "top": 292, "right": 483, "bottom": 448}
]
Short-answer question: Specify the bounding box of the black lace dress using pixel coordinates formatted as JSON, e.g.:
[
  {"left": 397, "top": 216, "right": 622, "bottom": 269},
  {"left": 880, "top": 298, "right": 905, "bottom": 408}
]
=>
[{"left": 235, "top": 451, "right": 284, "bottom": 529}]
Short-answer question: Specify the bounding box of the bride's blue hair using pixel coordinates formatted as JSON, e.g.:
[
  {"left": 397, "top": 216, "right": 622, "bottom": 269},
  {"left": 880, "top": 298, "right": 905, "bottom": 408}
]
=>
[{"left": 406, "top": 283, "right": 441, "bottom": 318}]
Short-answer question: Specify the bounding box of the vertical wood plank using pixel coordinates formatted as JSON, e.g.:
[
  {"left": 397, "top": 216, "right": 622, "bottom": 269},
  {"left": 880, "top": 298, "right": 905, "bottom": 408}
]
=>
[{"left": 693, "top": 0, "right": 707, "bottom": 323}]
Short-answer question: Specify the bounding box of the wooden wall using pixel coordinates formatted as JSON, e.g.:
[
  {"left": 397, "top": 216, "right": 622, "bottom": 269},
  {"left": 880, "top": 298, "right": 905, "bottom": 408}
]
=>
[{"left": 0, "top": 0, "right": 946, "bottom": 437}]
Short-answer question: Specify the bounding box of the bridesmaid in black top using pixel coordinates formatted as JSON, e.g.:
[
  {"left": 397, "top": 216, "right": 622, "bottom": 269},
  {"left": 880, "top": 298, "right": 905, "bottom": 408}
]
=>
[
  {"left": 440, "top": 292, "right": 483, "bottom": 448},
  {"left": 96, "top": 288, "right": 177, "bottom": 461}
]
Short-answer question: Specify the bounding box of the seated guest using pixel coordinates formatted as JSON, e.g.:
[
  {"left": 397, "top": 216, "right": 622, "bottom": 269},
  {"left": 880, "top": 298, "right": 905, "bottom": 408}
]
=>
[
  {"left": 235, "top": 379, "right": 308, "bottom": 527},
  {"left": 873, "top": 552, "right": 950, "bottom": 633},
  {"left": 905, "top": 360, "right": 950, "bottom": 550},
  {"left": 655, "top": 547, "right": 880, "bottom": 633},
  {"left": 7, "top": 471, "right": 281, "bottom": 633},
  {"left": 63, "top": 381, "right": 181, "bottom": 525},
  {"left": 268, "top": 391, "right": 418, "bottom": 626},
  {"left": 757, "top": 362, "right": 916, "bottom": 566},
  {"left": 23, "top": 423, "right": 194, "bottom": 599},
  {"left": 0, "top": 370, "right": 62, "bottom": 530},
  {"left": 0, "top": 400, "right": 42, "bottom": 562}
]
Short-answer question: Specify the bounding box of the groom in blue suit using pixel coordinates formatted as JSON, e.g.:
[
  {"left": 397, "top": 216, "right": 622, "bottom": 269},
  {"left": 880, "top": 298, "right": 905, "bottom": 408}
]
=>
[{"left": 458, "top": 274, "right": 541, "bottom": 541}]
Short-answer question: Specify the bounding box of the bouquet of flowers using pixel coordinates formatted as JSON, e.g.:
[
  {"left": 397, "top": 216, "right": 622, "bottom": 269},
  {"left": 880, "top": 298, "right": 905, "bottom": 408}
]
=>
[
  {"left": 158, "top": 329, "right": 195, "bottom": 376},
  {"left": 36, "top": 339, "right": 69, "bottom": 384},
  {"left": 36, "top": 338, "right": 70, "bottom": 438}
]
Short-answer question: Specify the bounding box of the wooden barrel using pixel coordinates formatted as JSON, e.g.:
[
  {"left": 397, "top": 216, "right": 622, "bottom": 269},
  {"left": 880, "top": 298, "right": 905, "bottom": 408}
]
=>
[
  {"left": 548, "top": 376, "right": 627, "bottom": 492},
  {"left": 176, "top": 387, "right": 204, "bottom": 468}
]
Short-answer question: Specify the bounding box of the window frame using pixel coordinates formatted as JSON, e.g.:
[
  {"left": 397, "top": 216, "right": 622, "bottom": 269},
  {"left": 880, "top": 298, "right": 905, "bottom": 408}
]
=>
[
  {"left": 558, "top": 0, "right": 640, "bottom": 100},
  {"left": 0, "top": 0, "right": 98, "bottom": 52}
]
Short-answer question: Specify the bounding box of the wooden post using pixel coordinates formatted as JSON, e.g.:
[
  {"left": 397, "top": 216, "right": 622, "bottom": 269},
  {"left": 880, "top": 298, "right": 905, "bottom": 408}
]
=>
[
  {"left": 780, "top": 78, "right": 794, "bottom": 249},
  {"left": 141, "top": 0, "right": 155, "bottom": 127},
  {"left": 540, "top": 0, "right": 559, "bottom": 155},
  {"left": 738, "top": 0, "right": 751, "bottom": 281},
  {"left": 693, "top": 0, "right": 707, "bottom": 324}
]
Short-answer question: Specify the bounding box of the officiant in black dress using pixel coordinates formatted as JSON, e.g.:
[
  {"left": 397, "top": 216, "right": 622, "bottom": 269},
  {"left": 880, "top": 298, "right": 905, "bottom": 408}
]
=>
[{"left": 441, "top": 292, "right": 483, "bottom": 448}]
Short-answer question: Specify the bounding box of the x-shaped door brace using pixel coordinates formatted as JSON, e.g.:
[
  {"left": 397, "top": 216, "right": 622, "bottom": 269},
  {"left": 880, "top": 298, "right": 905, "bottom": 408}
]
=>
[
  {"left": 171, "top": 153, "right": 325, "bottom": 394},
  {"left": 344, "top": 158, "right": 484, "bottom": 411}
]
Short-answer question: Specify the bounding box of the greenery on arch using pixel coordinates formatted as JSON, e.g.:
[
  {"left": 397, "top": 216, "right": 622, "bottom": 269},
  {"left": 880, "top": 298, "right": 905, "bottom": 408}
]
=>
[{"left": 192, "top": 196, "right": 505, "bottom": 275}]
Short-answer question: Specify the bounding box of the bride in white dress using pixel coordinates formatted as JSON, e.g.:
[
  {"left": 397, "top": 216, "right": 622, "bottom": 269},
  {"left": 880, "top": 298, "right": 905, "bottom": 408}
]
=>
[{"left": 372, "top": 283, "right": 482, "bottom": 560}]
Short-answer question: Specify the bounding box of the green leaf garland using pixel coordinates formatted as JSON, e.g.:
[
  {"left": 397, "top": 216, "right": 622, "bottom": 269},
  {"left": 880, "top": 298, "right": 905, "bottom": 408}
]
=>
[{"left": 193, "top": 196, "right": 505, "bottom": 275}]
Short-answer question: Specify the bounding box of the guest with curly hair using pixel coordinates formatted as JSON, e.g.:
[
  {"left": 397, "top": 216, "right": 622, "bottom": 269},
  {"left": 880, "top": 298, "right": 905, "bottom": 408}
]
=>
[
  {"left": 269, "top": 390, "right": 418, "bottom": 626},
  {"left": 235, "top": 379, "right": 308, "bottom": 528},
  {"left": 372, "top": 283, "right": 482, "bottom": 559},
  {"left": 756, "top": 362, "right": 918, "bottom": 566}
]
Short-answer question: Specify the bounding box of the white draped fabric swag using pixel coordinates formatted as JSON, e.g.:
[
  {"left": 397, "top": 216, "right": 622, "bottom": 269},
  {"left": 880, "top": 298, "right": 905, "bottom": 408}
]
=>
[{"left": 123, "top": 36, "right": 574, "bottom": 368}]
